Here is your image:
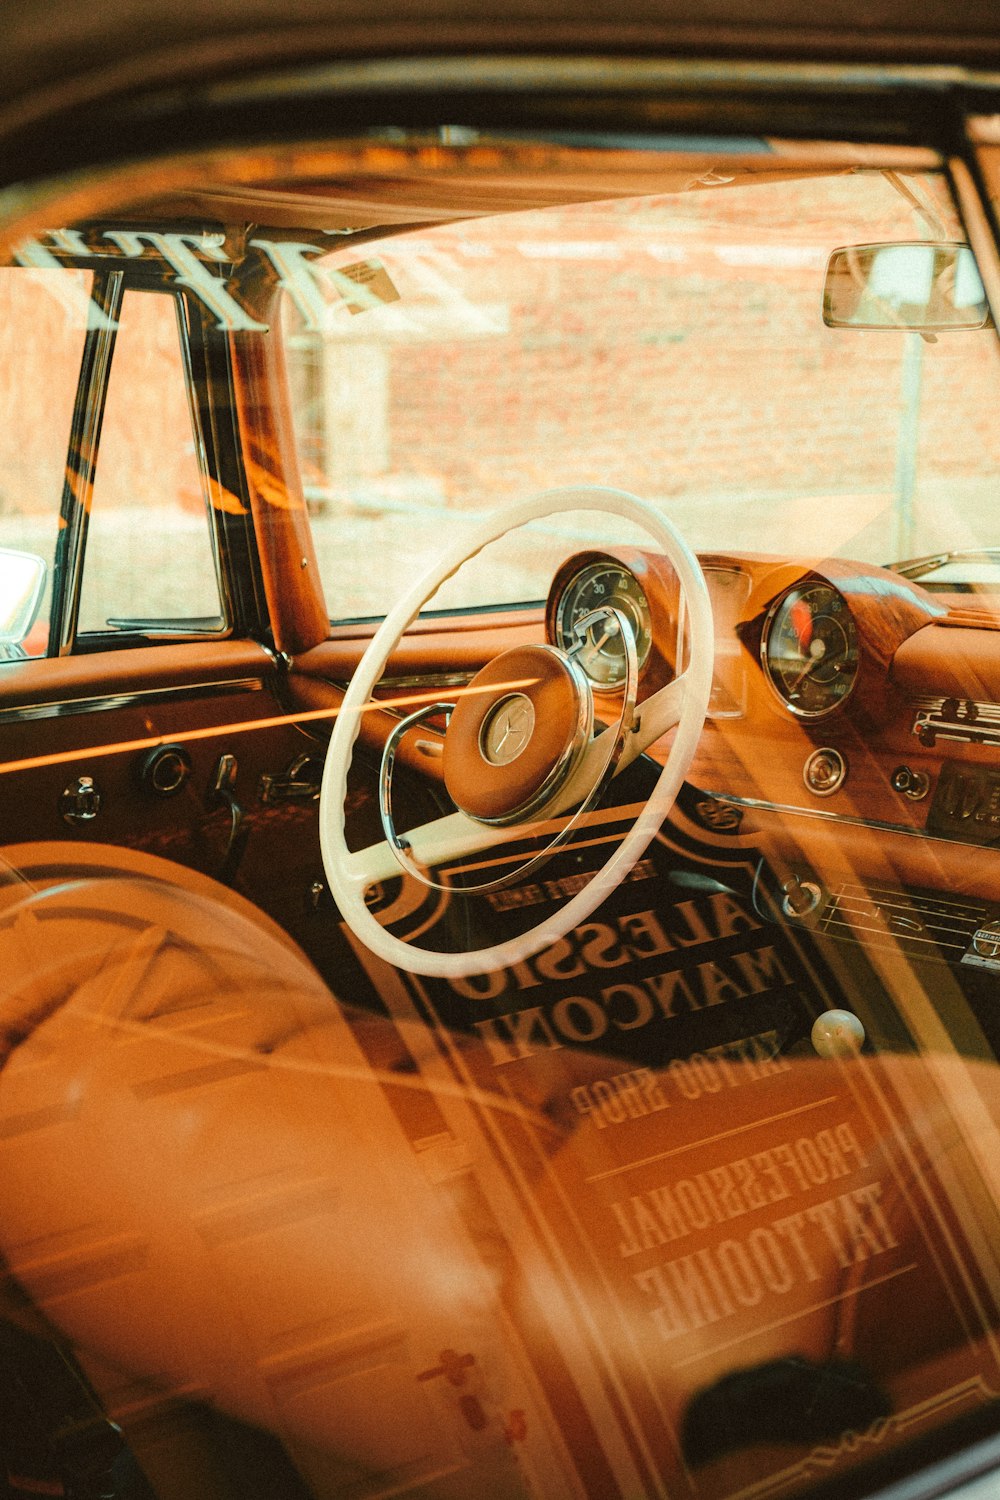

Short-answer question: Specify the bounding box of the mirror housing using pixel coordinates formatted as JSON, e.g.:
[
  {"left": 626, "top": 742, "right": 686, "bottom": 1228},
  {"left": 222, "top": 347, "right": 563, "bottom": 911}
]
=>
[
  {"left": 0, "top": 547, "right": 46, "bottom": 653},
  {"left": 823, "top": 242, "right": 990, "bottom": 331}
]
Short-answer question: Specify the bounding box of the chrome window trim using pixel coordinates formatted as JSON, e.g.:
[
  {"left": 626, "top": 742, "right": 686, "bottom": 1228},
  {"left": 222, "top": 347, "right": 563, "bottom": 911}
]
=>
[
  {"left": 950, "top": 153, "right": 1000, "bottom": 334},
  {"left": 174, "top": 289, "right": 236, "bottom": 635},
  {"left": 57, "top": 284, "right": 233, "bottom": 656},
  {"left": 54, "top": 270, "right": 124, "bottom": 658}
]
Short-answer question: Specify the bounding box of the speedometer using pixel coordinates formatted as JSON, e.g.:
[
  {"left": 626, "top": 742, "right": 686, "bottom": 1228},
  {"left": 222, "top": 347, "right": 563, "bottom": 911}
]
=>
[
  {"left": 762, "top": 582, "right": 860, "bottom": 717},
  {"left": 554, "top": 561, "right": 652, "bottom": 689}
]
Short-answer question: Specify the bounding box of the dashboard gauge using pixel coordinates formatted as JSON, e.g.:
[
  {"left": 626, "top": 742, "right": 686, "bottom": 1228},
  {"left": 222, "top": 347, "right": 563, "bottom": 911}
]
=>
[
  {"left": 554, "top": 561, "right": 653, "bottom": 689},
  {"left": 762, "top": 582, "right": 860, "bottom": 717}
]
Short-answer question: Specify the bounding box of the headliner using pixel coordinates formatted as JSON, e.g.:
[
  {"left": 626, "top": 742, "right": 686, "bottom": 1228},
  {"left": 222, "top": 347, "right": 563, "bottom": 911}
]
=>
[
  {"left": 2, "top": 2, "right": 998, "bottom": 222},
  {"left": 5, "top": 0, "right": 1000, "bottom": 125}
]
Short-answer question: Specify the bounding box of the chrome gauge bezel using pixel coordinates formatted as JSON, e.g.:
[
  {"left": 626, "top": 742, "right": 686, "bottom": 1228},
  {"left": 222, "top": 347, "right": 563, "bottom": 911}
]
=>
[
  {"left": 761, "top": 581, "right": 861, "bottom": 719},
  {"left": 553, "top": 560, "right": 653, "bottom": 690}
]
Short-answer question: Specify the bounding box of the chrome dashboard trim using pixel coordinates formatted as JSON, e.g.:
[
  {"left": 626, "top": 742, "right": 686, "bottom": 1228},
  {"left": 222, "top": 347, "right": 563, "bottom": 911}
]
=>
[
  {"left": 704, "top": 791, "right": 956, "bottom": 846},
  {"left": 913, "top": 695, "right": 1000, "bottom": 719},
  {"left": 912, "top": 695, "right": 1000, "bottom": 748},
  {"left": 0, "top": 676, "right": 264, "bottom": 725},
  {"left": 820, "top": 881, "right": 986, "bottom": 956}
]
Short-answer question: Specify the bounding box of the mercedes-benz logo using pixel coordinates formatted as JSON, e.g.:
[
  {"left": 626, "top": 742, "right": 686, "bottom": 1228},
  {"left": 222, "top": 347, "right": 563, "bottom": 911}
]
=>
[
  {"left": 480, "top": 693, "right": 535, "bottom": 766},
  {"left": 973, "top": 921, "right": 1000, "bottom": 960}
]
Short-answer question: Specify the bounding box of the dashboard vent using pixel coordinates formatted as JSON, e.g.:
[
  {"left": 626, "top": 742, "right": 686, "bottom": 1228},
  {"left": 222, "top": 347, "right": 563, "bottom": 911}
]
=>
[
  {"left": 818, "top": 882, "right": 986, "bottom": 961},
  {"left": 937, "top": 607, "right": 1000, "bottom": 630},
  {"left": 912, "top": 696, "right": 1000, "bottom": 750}
]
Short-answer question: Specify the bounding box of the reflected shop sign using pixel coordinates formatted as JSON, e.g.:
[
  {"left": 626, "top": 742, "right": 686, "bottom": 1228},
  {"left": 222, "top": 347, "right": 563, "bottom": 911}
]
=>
[
  {"left": 340, "top": 823, "right": 1000, "bottom": 1499},
  {"left": 15, "top": 229, "right": 399, "bottom": 330}
]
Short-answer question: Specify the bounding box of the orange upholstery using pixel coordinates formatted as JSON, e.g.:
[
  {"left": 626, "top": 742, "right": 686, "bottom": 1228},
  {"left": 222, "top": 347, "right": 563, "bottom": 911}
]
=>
[{"left": 0, "top": 853, "right": 997, "bottom": 1494}]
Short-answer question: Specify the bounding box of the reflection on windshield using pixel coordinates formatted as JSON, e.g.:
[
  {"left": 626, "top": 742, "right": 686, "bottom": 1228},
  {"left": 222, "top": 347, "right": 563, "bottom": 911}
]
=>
[
  {"left": 274, "top": 169, "right": 1000, "bottom": 618},
  {"left": 1, "top": 141, "right": 999, "bottom": 1500},
  {"left": 2, "top": 832, "right": 1000, "bottom": 1500}
]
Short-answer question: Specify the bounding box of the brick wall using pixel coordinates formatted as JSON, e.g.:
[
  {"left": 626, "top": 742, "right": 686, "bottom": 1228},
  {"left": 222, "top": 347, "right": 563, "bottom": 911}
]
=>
[{"left": 295, "top": 175, "right": 1000, "bottom": 612}]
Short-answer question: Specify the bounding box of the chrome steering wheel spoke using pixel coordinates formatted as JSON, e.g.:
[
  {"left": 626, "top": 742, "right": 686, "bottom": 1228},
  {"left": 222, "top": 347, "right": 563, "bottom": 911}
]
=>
[{"left": 376, "top": 605, "right": 640, "bottom": 895}]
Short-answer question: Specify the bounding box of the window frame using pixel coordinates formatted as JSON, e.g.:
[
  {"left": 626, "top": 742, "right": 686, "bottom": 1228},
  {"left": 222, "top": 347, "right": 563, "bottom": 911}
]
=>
[{"left": 44, "top": 271, "right": 241, "bottom": 658}]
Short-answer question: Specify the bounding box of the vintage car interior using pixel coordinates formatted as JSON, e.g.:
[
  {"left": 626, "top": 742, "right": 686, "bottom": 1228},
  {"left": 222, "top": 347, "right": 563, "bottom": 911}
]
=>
[{"left": 2, "top": 6, "right": 1000, "bottom": 1500}]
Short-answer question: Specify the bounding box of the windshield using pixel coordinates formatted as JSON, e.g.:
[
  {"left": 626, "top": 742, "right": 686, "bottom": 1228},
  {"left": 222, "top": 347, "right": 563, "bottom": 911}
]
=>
[{"left": 280, "top": 165, "right": 1000, "bottom": 618}]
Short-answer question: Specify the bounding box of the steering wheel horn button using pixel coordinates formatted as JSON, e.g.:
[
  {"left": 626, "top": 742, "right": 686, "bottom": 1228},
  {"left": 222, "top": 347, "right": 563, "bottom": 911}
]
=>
[
  {"left": 444, "top": 645, "right": 593, "bottom": 825},
  {"left": 480, "top": 693, "right": 535, "bottom": 766}
]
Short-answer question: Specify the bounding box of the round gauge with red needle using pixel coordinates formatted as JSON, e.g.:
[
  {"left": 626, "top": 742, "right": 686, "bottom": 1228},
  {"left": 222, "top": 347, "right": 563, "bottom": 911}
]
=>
[{"left": 762, "top": 582, "right": 860, "bottom": 717}]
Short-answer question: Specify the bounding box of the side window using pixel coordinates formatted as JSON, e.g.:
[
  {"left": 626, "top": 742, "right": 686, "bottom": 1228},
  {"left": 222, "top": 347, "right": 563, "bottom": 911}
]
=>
[
  {"left": 78, "top": 289, "right": 224, "bottom": 636},
  {"left": 0, "top": 266, "right": 92, "bottom": 657}
]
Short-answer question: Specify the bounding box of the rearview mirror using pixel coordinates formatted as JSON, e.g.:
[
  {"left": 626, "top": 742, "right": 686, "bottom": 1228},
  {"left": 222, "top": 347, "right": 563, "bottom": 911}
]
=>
[
  {"left": 823, "top": 242, "right": 990, "bottom": 331},
  {"left": 0, "top": 547, "right": 46, "bottom": 649}
]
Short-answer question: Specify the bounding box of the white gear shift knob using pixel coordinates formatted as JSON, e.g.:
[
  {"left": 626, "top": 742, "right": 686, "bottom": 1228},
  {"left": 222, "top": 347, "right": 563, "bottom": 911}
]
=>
[{"left": 812, "top": 1008, "right": 866, "bottom": 1058}]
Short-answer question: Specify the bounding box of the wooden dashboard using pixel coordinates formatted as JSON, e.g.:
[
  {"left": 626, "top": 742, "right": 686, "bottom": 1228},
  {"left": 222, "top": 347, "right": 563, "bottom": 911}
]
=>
[{"left": 542, "top": 546, "right": 1000, "bottom": 845}]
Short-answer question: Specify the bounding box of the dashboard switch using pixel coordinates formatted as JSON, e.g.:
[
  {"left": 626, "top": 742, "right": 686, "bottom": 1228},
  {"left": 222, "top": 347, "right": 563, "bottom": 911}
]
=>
[
  {"left": 891, "top": 764, "right": 930, "bottom": 800},
  {"left": 140, "top": 744, "right": 192, "bottom": 797}
]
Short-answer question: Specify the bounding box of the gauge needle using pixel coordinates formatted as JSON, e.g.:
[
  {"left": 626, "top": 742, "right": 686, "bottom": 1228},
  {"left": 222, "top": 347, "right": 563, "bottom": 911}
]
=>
[
  {"left": 576, "top": 615, "right": 619, "bottom": 659},
  {"left": 790, "top": 598, "right": 813, "bottom": 651},
  {"left": 789, "top": 637, "right": 826, "bottom": 692}
]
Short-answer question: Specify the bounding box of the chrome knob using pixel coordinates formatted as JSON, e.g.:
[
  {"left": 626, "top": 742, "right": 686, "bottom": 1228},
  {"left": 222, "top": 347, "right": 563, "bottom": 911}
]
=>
[
  {"left": 60, "top": 774, "right": 102, "bottom": 825},
  {"left": 781, "top": 874, "right": 822, "bottom": 918}
]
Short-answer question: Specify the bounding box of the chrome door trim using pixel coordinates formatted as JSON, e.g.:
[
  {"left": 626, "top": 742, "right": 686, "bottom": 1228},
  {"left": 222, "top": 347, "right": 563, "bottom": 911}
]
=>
[{"left": 0, "top": 676, "right": 264, "bottom": 725}]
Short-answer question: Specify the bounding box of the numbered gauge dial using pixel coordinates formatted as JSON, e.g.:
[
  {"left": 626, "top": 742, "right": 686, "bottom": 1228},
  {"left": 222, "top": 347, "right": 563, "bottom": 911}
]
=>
[
  {"left": 554, "top": 561, "right": 653, "bottom": 689},
  {"left": 762, "top": 582, "right": 860, "bottom": 717}
]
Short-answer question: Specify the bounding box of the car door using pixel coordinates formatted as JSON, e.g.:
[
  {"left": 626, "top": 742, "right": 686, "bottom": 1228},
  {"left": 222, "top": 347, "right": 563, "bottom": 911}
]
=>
[{"left": 0, "top": 241, "right": 333, "bottom": 940}]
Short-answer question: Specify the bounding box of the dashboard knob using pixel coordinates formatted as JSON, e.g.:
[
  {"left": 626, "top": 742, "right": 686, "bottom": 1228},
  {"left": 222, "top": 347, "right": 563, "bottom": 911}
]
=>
[
  {"left": 140, "top": 745, "right": 192, "bottom": 797},
  {"left": 60, "top": 775, "right": 102, "bottom": 825},
  {"left": 781, "top": 874, "right": 822, "bottom": 918},
  {"left": 891, "top": 764, "right": 930, "bottom": 800},
  {"left": 811, "top": 1009, "right": 865, "bottom": 1059},
  {"left": 803, "top": 747, "right": 847, "bottom": 797}
]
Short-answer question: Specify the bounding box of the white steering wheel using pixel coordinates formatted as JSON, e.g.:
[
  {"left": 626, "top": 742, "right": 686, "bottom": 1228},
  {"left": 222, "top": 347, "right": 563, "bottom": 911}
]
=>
[{"left": 320, "top": 487, "right": 713, "bottom": 979}]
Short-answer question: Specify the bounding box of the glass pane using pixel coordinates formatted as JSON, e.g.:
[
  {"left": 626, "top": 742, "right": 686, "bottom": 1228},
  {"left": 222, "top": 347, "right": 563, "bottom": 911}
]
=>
[
  {"left": 78, "top": 289, "right": 223, "bottom": 633},
  {"left": 0, "top": 266, "right": 91, "bottom": 655},
  {"left": 282, "top": 169, "right": 1000, "bottom": 618}
]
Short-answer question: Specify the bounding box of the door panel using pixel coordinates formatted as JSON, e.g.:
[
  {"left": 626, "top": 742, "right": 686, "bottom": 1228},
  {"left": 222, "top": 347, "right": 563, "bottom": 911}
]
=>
[{"left": 0, "top": 640, "right": 330, "bottom": 946}]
